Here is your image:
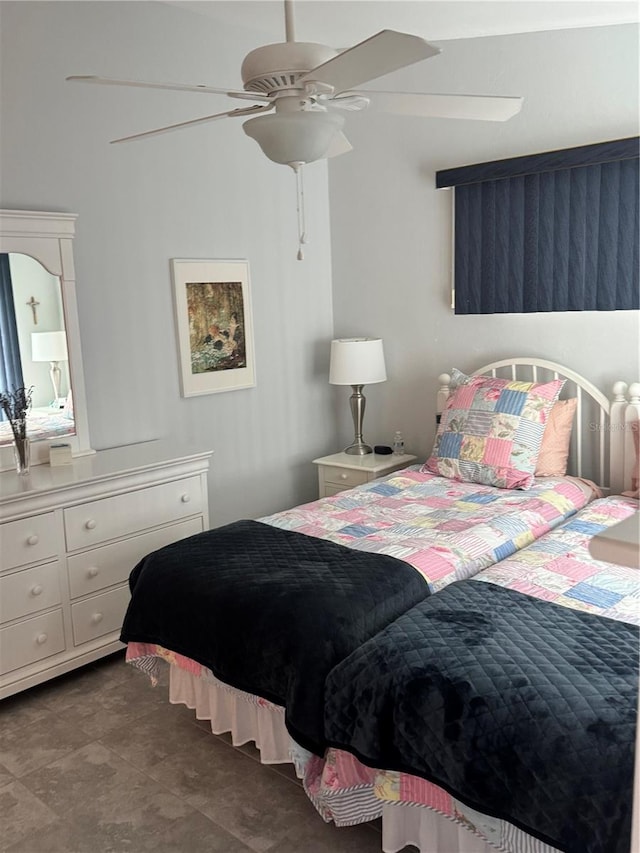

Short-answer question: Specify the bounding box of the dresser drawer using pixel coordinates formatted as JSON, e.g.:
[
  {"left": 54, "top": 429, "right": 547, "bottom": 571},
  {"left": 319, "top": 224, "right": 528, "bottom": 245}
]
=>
[
  {"left": 0, "top": 562, "right": 61, "bottom": 624},
  {"left": 63, "top": 476, "right": 204, "bottom": 551},
  {"left": 0, "top": 513, "right": 58, "bottom": 571},
  {"left": 321, "top": 466, "right": 369, "bottom": 489},
  {"left": 0, "top": 610, "right": 65, "bottom": 675},
  {"left": 67, "top": 517, "right": 203, "bottom": 599},
  {"left": 71, "top": 585, "right": 131, "bottom": 646}
]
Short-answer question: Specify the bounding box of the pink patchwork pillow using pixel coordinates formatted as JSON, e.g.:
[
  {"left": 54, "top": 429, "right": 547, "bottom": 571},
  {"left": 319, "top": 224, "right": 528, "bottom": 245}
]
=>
[
  {"left": 535, "top": 398, "right": 578, "bottom": 477},
  {"left": 422, "top": 369, "right": 565, "bottom": 490}
]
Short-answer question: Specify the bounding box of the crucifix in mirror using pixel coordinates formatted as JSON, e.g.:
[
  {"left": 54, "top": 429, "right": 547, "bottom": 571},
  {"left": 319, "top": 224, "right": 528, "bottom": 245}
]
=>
[{"left": 26, "top": 294, "right": 40, "bottom": 325}]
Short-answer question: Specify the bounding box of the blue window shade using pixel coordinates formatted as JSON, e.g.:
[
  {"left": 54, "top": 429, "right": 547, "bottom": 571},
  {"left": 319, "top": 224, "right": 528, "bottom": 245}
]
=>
[{"left": 436, "top": 138, "right": 639, "bottom": 314}]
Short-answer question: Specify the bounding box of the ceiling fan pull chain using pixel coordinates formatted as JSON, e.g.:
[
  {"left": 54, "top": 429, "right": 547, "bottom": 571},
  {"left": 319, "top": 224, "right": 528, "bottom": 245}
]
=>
[{"left": 292, "top": 162, "right": 308, "bottom": 260}]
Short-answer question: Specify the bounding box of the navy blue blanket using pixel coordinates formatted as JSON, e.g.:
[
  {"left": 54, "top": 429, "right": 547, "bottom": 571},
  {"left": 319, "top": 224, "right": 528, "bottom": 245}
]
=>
[
  {"left": 324, "top": 581, "right": 638, "bottom": 853},
  {"left": 120, "top": 519, "right": 429, "bottom": 755}
]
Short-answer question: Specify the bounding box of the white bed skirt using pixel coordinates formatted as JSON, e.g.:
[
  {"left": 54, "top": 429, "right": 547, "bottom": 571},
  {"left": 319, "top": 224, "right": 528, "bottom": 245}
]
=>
[
  {"left": 169, "top": 663, "right": 291, "bottom": 764},
  {"left": 168, "top": 663, "right": 511, "bottom": 853}
]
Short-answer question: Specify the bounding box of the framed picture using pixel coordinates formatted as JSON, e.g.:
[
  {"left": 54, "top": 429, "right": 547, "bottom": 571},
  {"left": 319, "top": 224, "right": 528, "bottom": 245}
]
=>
[{"left": 171, "top": 259, "right": 256, "bottom": 397}]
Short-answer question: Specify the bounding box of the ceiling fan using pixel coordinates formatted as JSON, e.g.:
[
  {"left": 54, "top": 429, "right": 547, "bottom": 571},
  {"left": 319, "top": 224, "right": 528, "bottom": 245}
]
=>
[{"left": 67, "top": 0, "right": 523, "bottom": 257}]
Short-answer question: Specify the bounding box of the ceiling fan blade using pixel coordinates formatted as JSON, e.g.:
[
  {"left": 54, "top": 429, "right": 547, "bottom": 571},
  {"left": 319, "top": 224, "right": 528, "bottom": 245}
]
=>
[
  {"left": 299, "top": 30, "right": 440, "bottom": 95},
  {"left": 326, "top": 94, "right": 370, "bottom": 112},
  {"left": 364, "top": 91, "right": 524, "bottom": 121},
  {"left": 66, "top": 75, "right": 265, "bottom": 102},
  {"left": 326, "top": 132, "right": 353, "bottom": 159},
  {"left": 110, "top": 104, "right": 273, "bottom": 144}
]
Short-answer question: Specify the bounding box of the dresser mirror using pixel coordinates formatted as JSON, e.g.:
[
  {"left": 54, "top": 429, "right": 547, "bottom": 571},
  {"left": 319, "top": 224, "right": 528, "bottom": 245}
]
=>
[{"left": 0, "top": 210, "right": 93, "bottom": 471}]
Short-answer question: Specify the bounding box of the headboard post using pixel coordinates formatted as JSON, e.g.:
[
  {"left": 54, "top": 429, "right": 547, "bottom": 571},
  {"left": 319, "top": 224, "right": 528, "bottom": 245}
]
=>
[
  {"left": 610, "top": 381, "right": 629, "bottom": 495},
  {"left": 623, "top": 382, "right": 640, "bottom": 493},
  {"left": 436, "top": 374, "right": 451, "bottom": 425}
]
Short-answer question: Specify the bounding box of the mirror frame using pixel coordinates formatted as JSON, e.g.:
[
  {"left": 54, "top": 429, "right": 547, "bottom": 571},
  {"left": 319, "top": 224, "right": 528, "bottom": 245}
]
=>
[{"left": 0, "top": 209, "right": 94, "bottom": 470}]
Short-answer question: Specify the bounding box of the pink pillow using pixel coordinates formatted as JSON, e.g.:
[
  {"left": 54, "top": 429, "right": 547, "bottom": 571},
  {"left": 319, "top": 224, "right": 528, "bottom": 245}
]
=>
[{"left": 535, "top": 398, "right": 577, "bottom": 477}]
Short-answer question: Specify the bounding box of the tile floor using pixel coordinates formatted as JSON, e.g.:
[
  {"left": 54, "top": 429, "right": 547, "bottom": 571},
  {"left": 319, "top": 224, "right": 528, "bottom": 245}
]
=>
[{"left": 0, "top": 653, "right": 404, "bottom": 853}]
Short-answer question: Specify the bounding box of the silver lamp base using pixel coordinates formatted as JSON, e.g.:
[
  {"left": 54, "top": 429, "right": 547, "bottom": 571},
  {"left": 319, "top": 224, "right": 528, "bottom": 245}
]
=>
[
  {"left": 49, "top": 360, "right": 62, "bottom": 404},
  {"left": 344, "top": 384, "right": 373, "bottom": 455},
  {"left": 344, "top": 441, "right": 373, "bottom": 455}
]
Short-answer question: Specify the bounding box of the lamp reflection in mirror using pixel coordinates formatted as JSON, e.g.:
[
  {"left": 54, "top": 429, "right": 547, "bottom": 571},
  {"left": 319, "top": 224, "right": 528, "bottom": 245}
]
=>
[
  {"left": 31, "top": 330, "right": 68, "bottom": 405},
  {"left": 329, "top": 337, "right": 387, "bottom": 455}
]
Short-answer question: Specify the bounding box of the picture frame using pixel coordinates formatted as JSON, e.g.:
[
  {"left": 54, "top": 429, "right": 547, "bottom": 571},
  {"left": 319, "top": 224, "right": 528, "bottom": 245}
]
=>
[{"left": 171, "top": 258, "right": 256, "bottom": 397}]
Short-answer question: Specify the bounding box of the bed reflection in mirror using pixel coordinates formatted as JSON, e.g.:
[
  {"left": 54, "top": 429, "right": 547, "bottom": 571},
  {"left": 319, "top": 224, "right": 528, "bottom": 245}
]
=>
[{"left": 0, "top": 252, "right": 76, "bottom": 446}]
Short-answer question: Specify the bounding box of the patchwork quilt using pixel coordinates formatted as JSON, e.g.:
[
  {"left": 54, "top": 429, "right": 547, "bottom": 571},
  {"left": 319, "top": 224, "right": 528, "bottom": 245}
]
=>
[
  {"left": 472, "top": 496, "right": 639, "bottom": 624},
  {"left": 262, "top": 468, "right": 595, "bottom": 592}
]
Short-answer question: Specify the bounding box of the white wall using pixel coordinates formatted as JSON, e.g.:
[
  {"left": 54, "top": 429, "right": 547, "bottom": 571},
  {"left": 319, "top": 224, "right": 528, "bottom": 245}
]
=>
[
  {"left": 329, "top": 22, "right": 640, "bottom": 461},
  {"left": 0, "top": 1, "right": 336, "bottom": 523},
  {"left": 1, "top": 3, "right": 638, "bottom": 513}
]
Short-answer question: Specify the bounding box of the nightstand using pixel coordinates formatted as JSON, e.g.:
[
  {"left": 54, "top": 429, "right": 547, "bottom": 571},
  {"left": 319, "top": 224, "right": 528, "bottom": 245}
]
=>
[{"left": 313, "top": 451, "right": 418, "bottom": 498}]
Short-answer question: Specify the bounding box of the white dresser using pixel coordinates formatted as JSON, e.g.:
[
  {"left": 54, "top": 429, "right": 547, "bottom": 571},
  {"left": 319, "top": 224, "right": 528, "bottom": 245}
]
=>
[{"left": 0, "top": 441, "right": 212, "bottom": 698}]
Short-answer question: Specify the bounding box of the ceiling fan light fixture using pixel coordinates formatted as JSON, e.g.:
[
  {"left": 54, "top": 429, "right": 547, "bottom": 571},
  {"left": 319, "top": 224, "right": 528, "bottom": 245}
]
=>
[{"left": 243, "top": 111, "right": 345, "bottom": 166}]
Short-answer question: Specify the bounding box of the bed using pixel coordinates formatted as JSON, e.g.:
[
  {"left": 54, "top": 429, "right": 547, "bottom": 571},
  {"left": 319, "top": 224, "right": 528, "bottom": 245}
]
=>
[
  {"left": 127, "top": 492, "right": 639, "bottom": 853},
  {"left": 120, "top": 358, "right": 638, "bottom": 852},
  {"left": 0, "top": 403, "right": 74, "bottom": 444},
  {"left": 123, "top": 470, "right": 595, "bottom": 754},
  {"left": 322, "top": 494, "right": 639, "bottom": 853}
]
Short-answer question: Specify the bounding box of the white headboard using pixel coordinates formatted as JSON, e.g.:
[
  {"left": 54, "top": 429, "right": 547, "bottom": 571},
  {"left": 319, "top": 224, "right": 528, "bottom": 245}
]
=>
[{"left": 435, "top": 358, "right": 639, "bottom": 494}]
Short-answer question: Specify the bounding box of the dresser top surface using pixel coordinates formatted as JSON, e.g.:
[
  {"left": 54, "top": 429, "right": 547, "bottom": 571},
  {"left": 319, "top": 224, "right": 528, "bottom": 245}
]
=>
[{"left": 0, "top": 440, "right": 212, "bottom": 505}]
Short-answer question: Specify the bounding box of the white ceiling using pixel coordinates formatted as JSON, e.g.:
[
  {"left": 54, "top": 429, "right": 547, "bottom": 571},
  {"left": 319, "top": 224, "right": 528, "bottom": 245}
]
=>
[{"left": 163, "top": 0, "right": 639, "bottom": 47}]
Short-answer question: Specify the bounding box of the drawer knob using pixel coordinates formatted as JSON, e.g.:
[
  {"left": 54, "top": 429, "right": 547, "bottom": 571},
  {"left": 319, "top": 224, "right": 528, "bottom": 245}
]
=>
[
  {"left": 27, "top": 535, "right": 39, "bottom": 546},
  {"left": 91, "top": 612, "right": 103, "bottom": 624},
  {"left": 30, "top": 584, "right": 43, "bottom": 597},
  {"left": 36, "top": 633, "right": 48, "bottom": 645},
  {"left": 340, "top": 473, "right": 348, "bottom": 480},
  {"left": 87, "top": 567, "right": 99, "bottom": 579},
  {"left": 180, "top": 494, "right": 191, "bottom": 503},
  {"left": 85, "top": 519, "right": 97, "bottom": 530}
]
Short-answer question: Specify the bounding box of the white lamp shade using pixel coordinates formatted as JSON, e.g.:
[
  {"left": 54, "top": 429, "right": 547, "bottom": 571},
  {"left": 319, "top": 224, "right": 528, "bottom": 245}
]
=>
[
  {"left": 329, "top": 338, "right": 387, "bottom": 385},
  {"left": 31, "top": 330, "right": 68, "bottom": 362},
  {"left": 243, "top": 111, "right": 345, "bottom": 165}
]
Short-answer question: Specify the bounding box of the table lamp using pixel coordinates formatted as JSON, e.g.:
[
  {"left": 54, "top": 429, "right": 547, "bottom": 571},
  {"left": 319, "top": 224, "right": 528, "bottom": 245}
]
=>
[
  {"left": 31, "top": 330, "right": 68, "bottom": 405},
  {"left": 329, "top": 337, "right": 387, "bottom": 455}
]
